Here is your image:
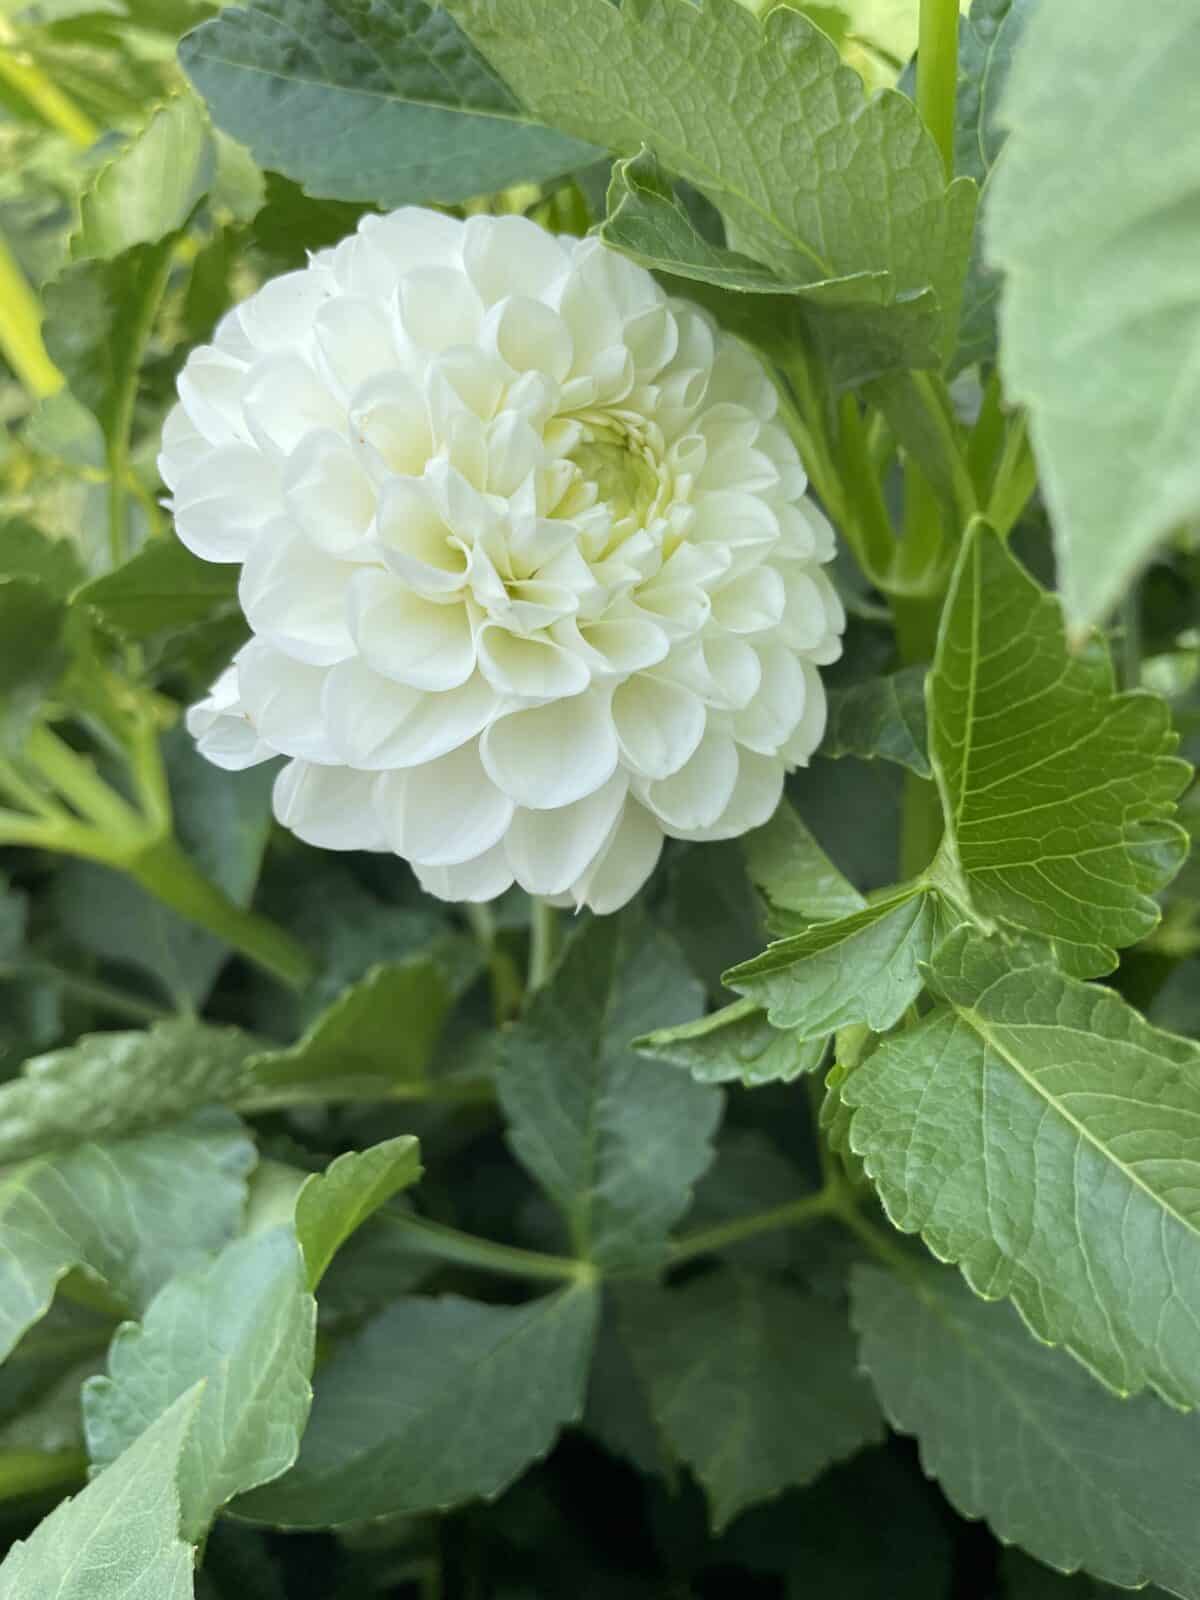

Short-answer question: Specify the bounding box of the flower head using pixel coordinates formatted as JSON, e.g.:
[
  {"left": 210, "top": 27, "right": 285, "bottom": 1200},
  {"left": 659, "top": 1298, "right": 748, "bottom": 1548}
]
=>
[{"left": 166, "top": 209, "right": 844, "bottom": 911}]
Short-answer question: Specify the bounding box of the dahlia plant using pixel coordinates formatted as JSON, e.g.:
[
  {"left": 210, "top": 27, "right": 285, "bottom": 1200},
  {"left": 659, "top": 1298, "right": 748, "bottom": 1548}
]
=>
[{"left": 0, "top": 0, "right": 1198, "bottom": 1594}]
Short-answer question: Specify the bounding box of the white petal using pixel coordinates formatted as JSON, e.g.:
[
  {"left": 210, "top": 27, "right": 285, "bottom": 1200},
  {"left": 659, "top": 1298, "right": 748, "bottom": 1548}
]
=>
[
  {"left": 172, "top": 444, "right": 280, "bottom": 562},
  {"left": 485, "top": 295, "right": 573, "bottom": 383},
  {"left": 374, "top": 476, "right": 470, "bottom": 596},
  {"left": 397, "top": 267, "right": 483, "bottom": 353},
  {"left": 283, "top": 430, "right": 376, "bottom": 557},
  {"left": 462, "top": 214, "right": 570, "bottom": 305},
  {"left": 349, "top": 372, "right": 433, "bottom": 479},
  {"left": 313, "top": 295, "right": 400, "bottom": 401},
  {"left": 476, "top": 624, "right": 590, "bottom": 700},
  {"left": 698, "top": 635, "right": 762, "bottom": 710},
  {"left": 273, "top": 760, "right": 386, "bottom": 850},
  {"left": 710, "top": 565, "right": 786, "bottom": 634},
  {"left": 481, "top": 689, "right": 618, "bottom": 809},
  {"left": 643, "top": 730, "right": 738, "bottom": 832},
  {"left": 780, "top": 660, "right": 828, "bottom": 765},
  {"left": 504, "top": 771, "right": 628, "bottom": 896},
  {"left": 674, "top": 750, "right": 785, "bottom": 841},
  {"left": 731, "top": 642, "right": 806, "bottom": 754},
  {"left": 186, "top": 667, "right": 275, "bottom": 770},
  {"left": 158, "top": 404, "right": 207, "bottom": 490},
  {"left": 349, "top": 569, "right": 476, "bottom": 690},
  {"left": 177, "top": 345, "right": 251, "bottom": 447},
  {"left": 239, "top": 523, "right": 355, "bottom": 665},
  {"left": 238, "top": 271, "right": 331, "bottom": 351},
  {"left": 569, "top": 800, "right": 663, "bottom": 914},
  {"left": 242, "top": 353, "right": 343, "bottom": 457},
  {"left": 236, "top": 639, "right": 339, "bottom": 763},
  {"left": 323, "top": 659, "right": 495, "bottom": 770},
  {"left": 415, "top": 841, "right": 513, "bottom": 904},
  {"left": 570, "top": 615, "right": 670, "bottom": 677},
  {"left": 612, "top": 674, "right": 705, "bottom": 780},
  {"left": 375, "top": 742, "right": 513, "bottom": 866}
]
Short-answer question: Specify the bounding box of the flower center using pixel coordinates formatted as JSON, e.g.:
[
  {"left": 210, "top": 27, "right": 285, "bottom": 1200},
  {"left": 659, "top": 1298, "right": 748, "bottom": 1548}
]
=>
[{"left": 569, "top": 435, "right": 660, "bottom": 526}]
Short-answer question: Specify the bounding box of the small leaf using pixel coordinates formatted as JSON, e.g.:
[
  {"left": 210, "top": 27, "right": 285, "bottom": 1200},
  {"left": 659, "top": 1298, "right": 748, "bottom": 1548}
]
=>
[
  {"left": 929, "top": 524, "right": 1190, "bottom": 976},
  {"left": 74, "top": 537, "right": 239, "bottom": 643},
  {"left": 824, "top": 667, "right": 931, "bottom": 778},
  {"left": 0, "top": 521, "right": 86, "bottom": 598},
  {"left": 497, "top": 910, "right": 720, "bottom": 1269},
  {"left": 0, "top": 1111, "right": 255, "bottom": 1362},
  {"left": 0, "top": 577, "right": 68, "bottom": 750},
  {"left": 637, "top": 997, "right": 827, "bottom": 1087},
  {"left": 987, "top": 0, "right": 1200, "bottom": 627},
  {"left": 726, "top": 887, "right": 937, "bottom": 1038},
  {"left": 237, "top": 1285, "right": 598, "bottom": 1526},
  {"left": 846, "top": 930, "right": 1200, "bottom": 1409},
  {"left": 179, "top": 0, "right": 597, "bottom": 209},
  {"left": 742, "top": 800, "right": 866, "bottom": 920},
  {"left": 83, "top": 1228, "right": 315, "bottom": 1541},
  {"left": 623, "top": 1271, "right": 882, "bottom": 1530},
  {"left": 294, "top": 1137, "right": 423, "bottom": 1290},
  {"left": 0, "top": 1386, "right": 201, "bottom": 1600},
  {"left": 852, "top": 1264, "right": 1200, "bottom": 1598}
]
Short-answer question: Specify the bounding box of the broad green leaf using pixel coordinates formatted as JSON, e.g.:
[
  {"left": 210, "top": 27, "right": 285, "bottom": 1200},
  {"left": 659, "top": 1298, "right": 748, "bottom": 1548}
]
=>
[
  {"left": 742, "top": 800, "right": 866, "bottom": 921},
  {"left": 636, "top": 997, "right": 827, "bottom": 1087},
  {"left": 452, "top": 0, "right": 975, "bottom": 369},
  {"left": 73, "top": 93, "right": 215, "bottom": 261},
  {"left": 846, "top": 930, "right": 1200, "bottom": 1408},
  {"left": 84, "top": 1227, "right": 315, "bottom": 1540},
  {"left": 0, "top": 577, "right": 67, "bottom": 749},
  {"left": 0, "top": 1111, "right": 255, "bottom": 1361},
  {"left": 623, "top": 1271, "right": 882, "bottom": 1529},
  {"left": 0, "top": 1020, "right": 255, "bottom": 1165},
  {"left": 21, "top": 392, "right": 106, "bottom": 472},
  {"left": 928, "top": 524, "right": 1190, "bottom": 977},
  {"left": 987, "top": 0, "right": 1200, "bottom": 628},
  {"left": 0, "top": 521, "right": 85, "bottom": 598},
  {"left": 237, "top": 1284, "right": 598, "bottom": 1526},
  {"left": 0, "top": 1386, "right": 200, "bottom": 1600},
  {"left": 726, "top": 887, "right": 937, "bottom": 1038},
  {"left": 852, "top": 1264, "right": 1200, "bottom": 1597},
  {"left": 582, "top": 1295, "right": 669, "bottom": 1479},
  {"left": 497, "top": 910, "right": 720, "bottom": 1269},
  {"left": 241, "top": 957, "right": 457, "bottom": 1108},
  {"left": 663, "top": 839, "right": 766, "bottom": 995},
  {"left": 179, "top": 0, "right": 597, "bottom": 209},
  {"left": 74, "top": 537, "right": 239, "bottom": 643},
  {"left": 293, "top": 1137, "right": 422, "bottom": 1290},
  {"left": 824, "top": 667, "right": 930, "bottom": 777},
  {"left": 1001, "top": 1550, "right": 1171, "bottom": 1600}
]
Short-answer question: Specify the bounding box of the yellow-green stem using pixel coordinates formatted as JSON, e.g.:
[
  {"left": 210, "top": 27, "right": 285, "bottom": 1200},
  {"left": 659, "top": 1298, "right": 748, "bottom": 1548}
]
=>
[
  {"left": 0, "top": 39, "right": 98, "bottom": 146},
  {"left": 0, "top": 230, "right": 61, "bottom": 399},
  {"left": 528, "top": 896, "right": 560, "bottom": 995},
  {"left": 917, "top": 0, "right": 960, "bottom": 178}
]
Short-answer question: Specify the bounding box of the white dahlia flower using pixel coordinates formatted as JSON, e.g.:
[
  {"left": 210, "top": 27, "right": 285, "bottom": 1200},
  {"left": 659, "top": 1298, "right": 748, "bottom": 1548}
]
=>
[{"left": 165, "top": 209, "right": 844, "bottom": 912}]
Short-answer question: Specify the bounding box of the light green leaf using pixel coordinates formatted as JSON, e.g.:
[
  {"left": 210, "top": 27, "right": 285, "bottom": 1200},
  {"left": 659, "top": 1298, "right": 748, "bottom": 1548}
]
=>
[
  {"left": 726, "top": 887, "right": 937, "bottom": 1037},
  {"left": 928, "top": 524, "right": 1190, "bottom": 976},
  {"left": 452, "top": 0, "right": 975, "bottom": 369},
  {"left": 987, "top": 0, "right": 1200, "bottom": 628},
  {"left": 623, "top": 1271, "right": 882, "bottom": 1529},
  {"left": 742, "top": 800, "right": 867, "bottom": 921},
  {"left": 0, "top": 1021, "right": 255, "bottom": 1166},
  {"left": 294, "top": 1137, "right": 422, "bottom": 1290},
  {"left": 823, "top": 667, "right": 931, "bottom": 777},
  {"left": 497, "top": 910, "right": 720, "bottom": 1269},
  {"left": 179, "top": 0, "right": 597, "bottom": 209},
  {"left": 237, "top": 1284, "right": 598, "bottom": 1526},
  {"left": 74, "top": 537, "right": 239, "bottom": 642},
  {"left": 0, "top": 1386, "right": 200, "bottom": 1600},
  {"left": 73, "top": 93, "right": 215, "bottom": 261},
  {"left": 636, "top": 997, "right": 827, "bottom": 1087},
  {"left": 846, "top": 930, "right": 1200, "bottom": 1408},
  {"left": 241, "top": 958, "right": 458, "bottom": 1108},
  {"left": 83, "top": 1228, "right": 315, "bottom": 1541},
  {"left": 0, "top": 1111, "right": 255, "bottom": 1362},
  {"left": 852, "top": 1264, "right": 1200, "bottom": 1597}
]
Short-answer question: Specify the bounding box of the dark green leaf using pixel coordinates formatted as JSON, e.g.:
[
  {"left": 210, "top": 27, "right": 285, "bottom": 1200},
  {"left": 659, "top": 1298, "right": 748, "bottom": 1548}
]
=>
[
  {"left": 0, "top": 521, "right": 86, "bottom": 598},
  {"left": 0, "top": 578, "right": 68, "bottom": 750},
  {"left": 823, "top": 667, "right": 930, "bottom": 777},
  {"left": 74, "top": 537, "right": 239, "bottom": 642},
  {"left": 498, "top": 910, "right": 720, "bottom": 1269},
  {"left": 636, "top": 997, "right": 827, "bottom": 1087},
  {"left": 237, "top": 1285, "right": 598, "bottom": 1526},
  {"left": 853, "top": 1264, "right": 1200, "bottom": 1597},
  {"left": 179, "top": 0, "right": 598, "bottom": 209},
  {"left": 293, "top": 1136, "right": 422, "bottom": 1289}
]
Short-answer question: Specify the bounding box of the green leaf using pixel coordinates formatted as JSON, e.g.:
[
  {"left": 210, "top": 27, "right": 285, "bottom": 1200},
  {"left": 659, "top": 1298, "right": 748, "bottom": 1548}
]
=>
[
  {"left": 0, "top": 1111, "right": 255, "bottom": 1362},
  {"left": 846, "top": 929, "right": 1200, "bottom": 1408},
  {"left": 622, "top": 1271, "right": 882, "bottom": 1530},
  {"left": 987, "top": 0, "right": 1200, "bottom": 628},
  {"left": 453, "top": 0, "right": 975, "bottom": 370},
  {"left": 0, "top": 521, "right": 86, "bottom": 598},
  {"left": 237, "top": 1284, "right": 598, "bottom": 1526},
  {"left": 928, "top": 524, "right": 1190, "bottom": 976},
  {"left": 497, "top": 910, "right": 720, "bottom": 1269},
  {"left": 852, "top": 1264, "right": 1200, "bottom": 1598},
  {"left": 1001, "top": 1549, "right": 1171, "bottom": 1600},
  {"left": 0, "top": 1386, "right": 200, "bottom": 1600},
  {"left": 179, "top": 0, "right": 598, "bottom": 209},
  {"left": 954, "top": 0, "right": 1032, "bottom": 187},
  {"left": 0, "top": 577, "right": 67, "bottom": 749},
  {"left": 74, "top": 537, "right": 239, "bottom": 643},
  {"left": 293, "top": 1137, "right": 422, "bottom": 1290},
  {"left": 726, "top": 887, "right": 938, "bottom": 1038},
  {"left": 824, "top": 667, "right": 931, "bottom": 777},
  {"left": 73, "top": 92, "right": 215, "bottom": 261},
  {"left": 741, "top": 800, "right": 867, "bottom": 920},
  {"left": 0, "top": 1019, "right": 256, "bottom": 1165},
  {"left": 241, "top": 957, "right": 458, "bottom": 1108},
  {"left": 83, "top": 1227, "right": 315, "bottom": 1541},
  {"left": 636, "top": 997, "right": 827, "bottom": 1087}
]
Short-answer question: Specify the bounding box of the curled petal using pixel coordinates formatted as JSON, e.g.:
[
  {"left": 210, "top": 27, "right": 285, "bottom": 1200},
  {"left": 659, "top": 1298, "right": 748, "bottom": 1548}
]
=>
[
  {"left": 273, "top": 760, "right": 386, "bottom": 850},
  {"left": 481, "top": 689, "right": 619, "bottom": 809}
]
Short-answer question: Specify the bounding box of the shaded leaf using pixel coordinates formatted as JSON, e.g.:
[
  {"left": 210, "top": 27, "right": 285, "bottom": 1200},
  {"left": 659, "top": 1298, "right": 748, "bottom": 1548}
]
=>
[
  {"left": 742, "top": 800, "right": 866, "bottom": 920},
  {"left": 74, "top": 536, "right": 239, "bottom": 642},
  {"left": 637, "top": 997, "right": 827, "bottom": 1087},
  {"left": 824, "top": 666, "right": 930, "bottom": 777},
  {"left": 0, "top": 577, "right": 67, "bottom": 750},
  {"left": 293, "top": 1136, "right": 422, "bottom": 1289}
]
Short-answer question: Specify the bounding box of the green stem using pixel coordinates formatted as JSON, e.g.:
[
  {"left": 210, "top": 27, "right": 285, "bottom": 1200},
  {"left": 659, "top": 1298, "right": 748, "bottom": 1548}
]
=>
[
  {"left": 0, "top": 1450, "right": 87, "bottom": 1504},
  {"left": 0, "top": 961, "right": 170, "bottom": 1023},
  {"left": 835, "top": 393, "right": 896, "bottom": 586},
  {"left": 0, "top": 34, "right": 98, "bottom": 146},
  {"left": 670, "top": 1189, "right": 837, "bottom": 1265},
  {"left": 892, "top": 589, "right": 945, "bottom": 879},
  {"left": 26, "top": 726, "right": 143, "bottom": 837},
  {"left": 0, "top": 229, "right": 61, "bottom": 400},
  {"left": 917, "top": 0, "right": 960, "bottom": 178},
  {"left": 385, "top": 1213, "right": 591, "bottom": 1285},
  {"left": 106, "top": 242, "right": 174, "bottom": 568},
  {"left": 527, "top": 897, "right": 559, "bottom": 995},
  {"left": 984, "top": 412, "right": 1037, "bottom": 537},
  {"left": 464, "top": 901, "right": 523, "bottom": 1023}
]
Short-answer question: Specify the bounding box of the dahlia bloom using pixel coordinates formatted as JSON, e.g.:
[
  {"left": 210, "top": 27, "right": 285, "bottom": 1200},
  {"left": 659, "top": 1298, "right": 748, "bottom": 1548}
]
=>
[{"left": 166, "top": 209, "right": 844, "bottom": 911}]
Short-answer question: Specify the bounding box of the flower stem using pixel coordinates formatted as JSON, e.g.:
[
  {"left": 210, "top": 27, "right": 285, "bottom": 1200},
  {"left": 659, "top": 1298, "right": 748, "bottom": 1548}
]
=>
[
  {"left": 0, "top": 230, "right": 61, "bottom": 401},
  {"left": 527, "top": 896, "right": 559, "bottom": 995},
  {"left": 464, "top": 901, "right": 523, "bottom": 1023},
  {"left": 384, "top": 1213, "right": 591, "bottom": 1285},
  {"left": 0, "top": 32, "right": 98, "bottom": 147},
  {"left": 670, "top": 1188, "right": 837, "bottom": 1265},
  {"left": 917, "top": 0, "right": 960, "bottom": 178}
]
